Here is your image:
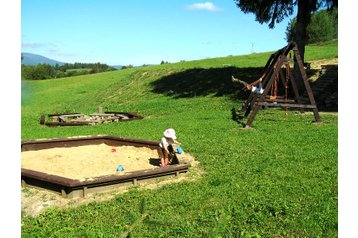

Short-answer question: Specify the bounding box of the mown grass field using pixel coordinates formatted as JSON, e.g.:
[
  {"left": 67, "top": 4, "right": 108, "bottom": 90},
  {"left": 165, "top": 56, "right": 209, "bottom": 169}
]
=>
[{"left": 21, "top": 40, "right": 338, "bottom": 237}]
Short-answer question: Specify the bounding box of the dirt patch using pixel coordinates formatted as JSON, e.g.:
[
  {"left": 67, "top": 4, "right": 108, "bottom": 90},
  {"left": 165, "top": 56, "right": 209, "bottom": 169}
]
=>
[
  {"left": 307, "top": 58, "right": 338, "bottom": 82},
  {"left": 21, "top": 145, "right": 201, "bottom": 217},
  {"left": 308, "top": 58, "right": 338, "bottom": 70},
  {"left": 306, "top": 58, "right": 338, "bottom": 111}
]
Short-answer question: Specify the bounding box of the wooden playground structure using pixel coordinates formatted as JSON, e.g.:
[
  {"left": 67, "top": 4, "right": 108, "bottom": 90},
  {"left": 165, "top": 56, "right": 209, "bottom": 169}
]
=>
[{"left": 233, "top": 42, "right": 321, "bottom": 128}]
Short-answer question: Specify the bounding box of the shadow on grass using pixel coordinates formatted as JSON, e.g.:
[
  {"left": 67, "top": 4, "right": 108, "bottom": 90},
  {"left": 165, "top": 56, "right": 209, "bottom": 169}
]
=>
[
  {"left": 150, "top": 66, "right": 262, "bottom": 101},
  {"left": 150, "top": 65, "right": 338, "bottom": 112}
]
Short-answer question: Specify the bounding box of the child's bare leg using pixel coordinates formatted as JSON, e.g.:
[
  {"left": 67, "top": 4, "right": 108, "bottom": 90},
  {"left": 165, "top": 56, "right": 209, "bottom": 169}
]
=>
[
  {"left": 158, "top": 148, "right": 166, "bottom": 166},
  {"left": 160, "top": 150, "right": 169, "bottom": 166},
  {"left": 164, "top": 150, "right": 169, "bottom": 165}
]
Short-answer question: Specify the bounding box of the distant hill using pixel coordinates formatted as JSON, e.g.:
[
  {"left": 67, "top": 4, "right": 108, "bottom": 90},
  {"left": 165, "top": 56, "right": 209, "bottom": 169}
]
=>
[
  {"left": 110, "top": 65, "right": 123, "bottom": 70},
  {"left": 21, "top": 53, "right": 66, "bottom": 66},
  {"left": 21, "top": 52, "right": 124, "bottom": 69}
]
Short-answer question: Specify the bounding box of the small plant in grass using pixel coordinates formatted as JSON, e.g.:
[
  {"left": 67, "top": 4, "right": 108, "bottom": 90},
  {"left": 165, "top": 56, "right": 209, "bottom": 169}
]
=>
[
  {"left": 120, "top": 198, "right": 148, "bottom": 238},
  {"left": 22, "top": 187, "right": 34, "bottom": 197}
]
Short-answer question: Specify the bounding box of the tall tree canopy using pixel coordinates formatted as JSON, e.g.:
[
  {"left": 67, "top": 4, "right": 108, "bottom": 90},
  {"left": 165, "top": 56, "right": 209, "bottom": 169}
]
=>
[
  {"left": 234, "top": 0, "right": 337, "bottom": 59},
  {"left": 234, "top": 0, "right": 337, "bottom": 92}
]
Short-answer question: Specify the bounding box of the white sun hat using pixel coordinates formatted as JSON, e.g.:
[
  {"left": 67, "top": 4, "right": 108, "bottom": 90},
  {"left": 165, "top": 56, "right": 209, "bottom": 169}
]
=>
[{"left": 163, "top": 128, "right": 176, "bottom": 140}]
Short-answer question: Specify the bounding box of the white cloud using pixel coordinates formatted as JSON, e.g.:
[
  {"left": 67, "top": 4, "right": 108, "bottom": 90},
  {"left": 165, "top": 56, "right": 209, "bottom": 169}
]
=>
[
  {"left": 21, "top": 42, "right": 44, "bottom": 49},
  {"left": 186, "top": 2, "right": 222, "bottom": 11}
]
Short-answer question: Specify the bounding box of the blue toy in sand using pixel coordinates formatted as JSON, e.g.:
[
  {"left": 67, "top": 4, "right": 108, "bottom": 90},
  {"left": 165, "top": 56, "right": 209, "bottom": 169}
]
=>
[
  {"left": 177, "top": 146, "right": 183, "bottom": 154},
  {"left": 117, "top": 165, "right": 124, "bottom": 172}
]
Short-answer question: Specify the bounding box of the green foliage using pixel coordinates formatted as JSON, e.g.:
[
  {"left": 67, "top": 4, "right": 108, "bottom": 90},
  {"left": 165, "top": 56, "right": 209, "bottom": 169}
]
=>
[
  {"left": 234, "top": 0, "right": 295, "bottom": 28},
  {"left": 21, "top": 64, "right": 56, "bottom": 80},
  {"left": 21, "top": 62, "right": 116, "bottom": 80},
  {"left": 234, "top": 0, "right": 337, "bottom": 29},
  {"left": 121, "top": 64, "right": 134, "bottom": 70},
  {"left": 21, "top": 42, "right": 338, "bottom": 237},
  {"left": 235, "top": 0, "right": 338, "bottom": 64},
  {"left": 286, "top": 8, "right": 338, "bottom": 44},
  {"left": 58, "top": 62, "right": 116, "bottom": 73}
]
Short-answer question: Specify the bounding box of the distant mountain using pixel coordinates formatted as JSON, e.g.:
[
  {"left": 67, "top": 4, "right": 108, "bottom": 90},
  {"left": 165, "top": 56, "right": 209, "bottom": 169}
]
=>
[
  {"left": 21, "top": 53, "right": 66, "bottom": 66},
  {"left": 110, "top": 65, "right": 123, "bottom": 70},
  {"left": 21, "top": 53, "right": 127, "bottom": 69}
]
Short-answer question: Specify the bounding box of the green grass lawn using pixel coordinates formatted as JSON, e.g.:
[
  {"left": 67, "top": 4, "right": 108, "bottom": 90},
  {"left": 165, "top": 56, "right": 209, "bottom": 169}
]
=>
[{"left": 21, "top": 41, "right": 338, "bottom": 237}]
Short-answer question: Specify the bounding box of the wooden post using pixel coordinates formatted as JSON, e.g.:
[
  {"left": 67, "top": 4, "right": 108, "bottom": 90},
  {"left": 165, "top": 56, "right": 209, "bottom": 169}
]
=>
[
  {"left": 83, "top": 186, "right": 88, "bottom": 197},
  {"left": 61, "top": 189, "right": 67, "bottom": 198},
  {"left": 245, "top": 56, "right": 286, "bottom": 128},
  {"left": 293, "top": 46, "right": 321, "bottom": 122}
]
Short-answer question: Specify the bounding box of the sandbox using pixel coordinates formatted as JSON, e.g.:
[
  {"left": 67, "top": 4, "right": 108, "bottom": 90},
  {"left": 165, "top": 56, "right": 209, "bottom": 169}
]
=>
[
  {"left": 39, "top": 111, "right": 143, "bottom": 126},
  {"left": 21, "top": 135, "right": 191, "bottom": 198}
]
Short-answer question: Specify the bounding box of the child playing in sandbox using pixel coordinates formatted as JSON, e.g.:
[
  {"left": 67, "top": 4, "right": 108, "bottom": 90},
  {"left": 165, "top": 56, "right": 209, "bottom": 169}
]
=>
[{"left": 158, "top": 128, "right": 181, "bottom": 167}]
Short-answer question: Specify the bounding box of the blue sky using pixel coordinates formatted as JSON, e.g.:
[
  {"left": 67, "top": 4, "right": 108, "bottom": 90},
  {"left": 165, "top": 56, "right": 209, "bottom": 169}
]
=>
[{"left": 21, "top": 0, "right": 295, "bottom": 66}]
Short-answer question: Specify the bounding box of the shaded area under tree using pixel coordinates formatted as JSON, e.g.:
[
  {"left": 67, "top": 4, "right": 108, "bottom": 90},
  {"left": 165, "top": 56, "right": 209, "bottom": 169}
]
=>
[
  {"left": 150, "top": 66, "right": 262, "bottom": 100},
  {"left": 150, "top": 65, "right": 337, "bottom": 112}
]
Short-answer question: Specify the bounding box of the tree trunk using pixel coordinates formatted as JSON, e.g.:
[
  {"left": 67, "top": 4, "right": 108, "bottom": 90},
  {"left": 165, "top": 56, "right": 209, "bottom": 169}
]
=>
[{"left": 294, "top": 0, "right": 314, "bottom": 94}]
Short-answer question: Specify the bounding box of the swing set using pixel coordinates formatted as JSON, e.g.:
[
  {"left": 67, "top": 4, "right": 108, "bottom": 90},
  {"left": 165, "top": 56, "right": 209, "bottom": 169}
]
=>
[{"left": 234, "top": 42, "right": 321, "bottom": 128}]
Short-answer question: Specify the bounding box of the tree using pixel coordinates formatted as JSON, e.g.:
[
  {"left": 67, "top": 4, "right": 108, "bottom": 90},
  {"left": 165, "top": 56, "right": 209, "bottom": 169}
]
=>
[
  {"left": 234, "top": 0, "right": 337, "bottom": 92},
  {"left": 121, "top": 65, "right": 133, "bottom": 70},
  {"left": 21, "top": 61, "right": 116, "bottom": 80},
  {"left": 286, "top": 8, "right": 338, "bottom": 44},
  {"left": 21, "top": 64, "right": 55, "bottom": 80}
]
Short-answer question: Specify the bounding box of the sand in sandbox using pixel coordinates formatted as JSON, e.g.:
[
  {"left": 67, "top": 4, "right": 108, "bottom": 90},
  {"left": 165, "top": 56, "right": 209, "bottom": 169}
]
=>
[{"left": 21, "top": 143, "right": 161, "bottom": 181}]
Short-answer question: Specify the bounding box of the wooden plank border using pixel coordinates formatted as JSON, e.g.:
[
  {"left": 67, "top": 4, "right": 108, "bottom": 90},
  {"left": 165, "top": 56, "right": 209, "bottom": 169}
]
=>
[{"left": 21, "top": 135, "right": 191, "bottom": 198}]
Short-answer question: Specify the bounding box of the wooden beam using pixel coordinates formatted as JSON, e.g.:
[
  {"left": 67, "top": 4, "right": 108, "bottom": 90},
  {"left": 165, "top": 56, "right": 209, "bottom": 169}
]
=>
[
  {"left": 293, "top": 46, "right": 321, "bottom": 122},
  {"left": 262, "top": 98, "right": 296, "bottom": 103},
  {"left": 257, "top": 102, "right": 317, "bottom": 109},
  {"left": 245, "top": 56, "right": 286, "bottom": 127}
]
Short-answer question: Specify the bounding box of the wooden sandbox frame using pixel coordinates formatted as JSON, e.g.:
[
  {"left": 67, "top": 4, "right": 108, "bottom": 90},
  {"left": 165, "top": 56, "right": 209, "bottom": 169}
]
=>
[
  {"left": 21, "top": 135, "right": 191, "bottom": 198},
  {"left": 40, "top": 111, "right": 144, "bottom": 127}
]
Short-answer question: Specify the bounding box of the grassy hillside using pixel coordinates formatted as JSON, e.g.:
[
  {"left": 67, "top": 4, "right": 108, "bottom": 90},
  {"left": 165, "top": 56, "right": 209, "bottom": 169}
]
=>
[{"left": 21, "top": 40, "right": 338, "bottom": 237}]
